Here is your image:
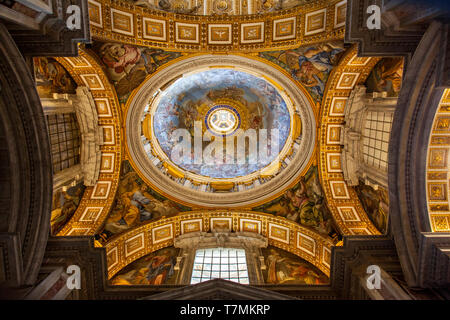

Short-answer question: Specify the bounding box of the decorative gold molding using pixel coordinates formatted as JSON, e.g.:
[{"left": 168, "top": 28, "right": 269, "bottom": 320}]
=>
[
  {"left": 104, "top": 210, "right": 335, "bottom": 278},
  {"left": 88, "top": 0, "right": 345, "bottom": 52},
  {"left": 123, "top": 53, "right": 318, "bottom": 208},
  {"left": 55, "top": 49, "right": 123, "bottom": 236},
  {"left": 318, "top": 45, "right": 381, "bottom": 235}
]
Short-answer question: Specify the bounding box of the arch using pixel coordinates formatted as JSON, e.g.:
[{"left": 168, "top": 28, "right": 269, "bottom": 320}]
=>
[
  {"left": 0, "top": 24, "right": 52, "bottom": 286},
  {"left": 87, "top": 0, "right": 346, "bottom": 53},
  {"left": 388, "top": 21, "right": 450, "bottom": 286}
]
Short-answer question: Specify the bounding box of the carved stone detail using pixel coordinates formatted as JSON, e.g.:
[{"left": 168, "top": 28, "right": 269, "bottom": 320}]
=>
[{"left": 42, "top": 86, "right": 103, "bottom": 188}]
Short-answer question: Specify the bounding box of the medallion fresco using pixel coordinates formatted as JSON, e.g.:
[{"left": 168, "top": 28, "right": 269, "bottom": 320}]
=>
[
  {"left": 262, "top": 246, "right": 328, "bottom": 285},
  {"left": 365, "top": 57, "right": 404, "bottom": 97},
  {"left": 110, "top": 247, "right": 180, "bottom": 285},
  {"left": 93, "top": 42, "right": 182, "bottom": 102},
  {"left": 259, "top": 41, "right": 344, "bottom": 103},
  {"left": 149, "top": 68, "right": 291, "bottom": 179},
  {"left": 252, "top": 166, "right": 339, "bottom": 239},
  {"left": 354, "top": 181, "right": 389, "bottom": 234},
  {"left": 50, "top": 182, "right": 86, "bottom": 235},
  {"left": 96, "top": 161, "right": 191, "bottom": 243},
  {"left": 34, "top": 57, "right": 77, "bottom": 98}
]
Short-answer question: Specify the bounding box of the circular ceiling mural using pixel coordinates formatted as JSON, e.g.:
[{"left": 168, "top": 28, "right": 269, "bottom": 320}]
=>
[
  {"left": 127, "top": 55, "right": 316, "bottom": 207},
  {"left": 127, "top": 0, "right": 309, "bottom": 15},
  {"left": 151, "top": 69, "right": 291, "bottom": 179}
]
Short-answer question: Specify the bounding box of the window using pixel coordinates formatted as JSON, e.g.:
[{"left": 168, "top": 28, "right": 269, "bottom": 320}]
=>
[
  {"left": 190, "top": 248, "right": 249, "bottom": 285},
  {"left": 362, "top": 111, "right": 392, "bottom": 170},
  {"left": 46, "top": 113, "right": 81, "bottom": 173}
]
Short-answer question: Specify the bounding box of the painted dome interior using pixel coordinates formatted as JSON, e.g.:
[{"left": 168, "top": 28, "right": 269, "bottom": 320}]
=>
[{"left": 145, "top": 68, "right": 292, "bottom": 179}]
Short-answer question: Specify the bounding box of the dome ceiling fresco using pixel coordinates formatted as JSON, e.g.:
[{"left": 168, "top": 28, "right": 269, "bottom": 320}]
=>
[
  {"left": 25, "top": 0, "right": 421, "bottom": 289},
  {"left": 259, "top": 41, "right": 344, "bottom": 103},
  {"left": 252, "top": 166, "right": 338, "bottom": 238},
  {"left": 149, "top": 69, "right": 291, "bottom": 179}
]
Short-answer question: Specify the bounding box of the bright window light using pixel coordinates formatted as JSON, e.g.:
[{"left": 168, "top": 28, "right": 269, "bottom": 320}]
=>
[{"left": 190, "top": 248, "right": 249, "bottom": 285}]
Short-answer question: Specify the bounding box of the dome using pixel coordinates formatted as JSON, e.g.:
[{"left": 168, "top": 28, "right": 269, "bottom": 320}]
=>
[
  {"left": 150, "top": 68, "right": 291, "bottom": 179},
  {"left": 129, "top": 0, "right": 310, "bottom": 15}
]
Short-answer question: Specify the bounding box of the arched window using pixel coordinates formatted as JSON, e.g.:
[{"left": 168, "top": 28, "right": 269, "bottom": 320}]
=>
[{"left": 190, "top": 248, "right": 249, "bottom": 284}]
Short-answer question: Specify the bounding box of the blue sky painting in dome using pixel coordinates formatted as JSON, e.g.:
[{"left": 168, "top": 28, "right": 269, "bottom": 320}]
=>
[{"left": 150, "top": 69, "right": 291, "bottom": 179}]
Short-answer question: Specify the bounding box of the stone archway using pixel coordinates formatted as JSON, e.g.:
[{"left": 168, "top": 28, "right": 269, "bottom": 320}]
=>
[{"left": 0, "top": 24, "right": 53, "bottom": 288}]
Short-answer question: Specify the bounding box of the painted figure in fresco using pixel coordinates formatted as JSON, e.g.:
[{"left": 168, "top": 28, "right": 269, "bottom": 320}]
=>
[
  {"left": 141, "top": 48, "right": 178, "bottom": 74},
  {"left": 259, "top": 42, "right": 343, "bottom": 102},
  {"left": 288, "top": 261, "right": 328, "bottom": 285},
  {"left": 97, "top": 42, "right": 181, "bottom": 101},
  {"left": 104, "top": 182, "right": 179, "bottom": 234},
  {"left": 102, "top": 162, "right": 185, "bottom": 237},
  {"left": 284, "top": 177, "right": 326, "bottom": 230},
  {"left": 180, "top": 101, "right": 199, "bottom": 134},
  {"left": 250, "top": 115, "right": 263, "bottom": 129},
  {"left": 265, "top": 248, "right": 328, "bottom": 285},
  {"left": 146, "top": 250, "right": 176, "bottom": 285},
  {"left": 266, "top": 248, "right": 294, "bottom": 284}
]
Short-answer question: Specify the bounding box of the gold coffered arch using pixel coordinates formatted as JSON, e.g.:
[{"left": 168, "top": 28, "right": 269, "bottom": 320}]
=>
[
  {"left": 104, "top": 210, "right": 334, "bottom": 279},
  {"left": 425, "top": 89, "right": 450, "bottom": 232},
  {"left": 87, "top": 0, "right": 346, "bottom": 52},
  {"left": 52, "top": 45, "right": 383, "bottom": 241},
  {"left": 54, "top": 49, "right": 124, "bottom": 236},
  {"left": 318, "top": 44, "right": 381, "bottom": 235}
]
